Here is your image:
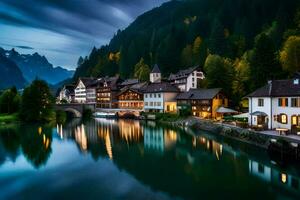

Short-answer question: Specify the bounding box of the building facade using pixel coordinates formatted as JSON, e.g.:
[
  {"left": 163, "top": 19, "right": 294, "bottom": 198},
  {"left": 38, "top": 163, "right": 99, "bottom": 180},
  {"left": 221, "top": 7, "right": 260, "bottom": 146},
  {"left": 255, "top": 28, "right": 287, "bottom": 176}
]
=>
[
  {"left": 247, "top": 79, "right": 300, "bottom": 134},
  {"left": 117, "top": 88, "right": 144, "bottom": 110},
  {"left": 96, "top": 76, "right": 122, "bottom": 108},
  {"left": 74, "top": 78, "right": 97, "bottom": 104},
  {"left": 177, "top": 88, "right": 228, "bottom": 119},
  {"left": 169, "top": 66, "right": 205, "bottom": 92},
  {"left": 143, "top": 65, "right": 179, "bottom": 113},
  {"left": 58, "top": 85, "right": 75, "bottom": 103}
]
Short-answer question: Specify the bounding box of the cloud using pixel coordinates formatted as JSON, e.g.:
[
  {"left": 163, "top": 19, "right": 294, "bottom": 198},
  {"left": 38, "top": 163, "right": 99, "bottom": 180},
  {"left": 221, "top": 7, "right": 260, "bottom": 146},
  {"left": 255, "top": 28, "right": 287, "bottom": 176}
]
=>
[
  {"left": 0, "top": 0, "right": 168, "bottom": 68},
  {"left": 15, "top": 45, "right": 34, "bottom": 50}
]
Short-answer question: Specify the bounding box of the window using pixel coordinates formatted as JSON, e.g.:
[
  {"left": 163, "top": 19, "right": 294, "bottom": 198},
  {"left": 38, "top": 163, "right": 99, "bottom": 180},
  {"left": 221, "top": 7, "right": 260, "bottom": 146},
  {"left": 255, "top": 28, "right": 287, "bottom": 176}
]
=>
[
  {"left": 192, "top": 83, "right": 195, "bottom": 87},
  {"left": 292, "top": 115, "right": 298, "bottom": 126},
  {"left": 158, "top": 94, "right": 161, "bottom": 98},
  {"left": 278, "top": 114, "right": 288, "bottom": 124},
  {"left": 154, "top": 94, "right": 156, "bottom": 98},
  {"left": 291, "top": 98, "right": 300, "bottom": 107},
  {"left": 150, "top": 94, "right": 152, "bottom": 98},
  {"left": 278, "top": 98, "right": 288, "bottom": 107},
  {"left": 145, "top": 94, "right": 148, "bottom": 98},
  {"left": 258, "top": 99, "right": 264, "bottom": 107},
  {"left": 157, "top": 102, "right": 161, "bottom": 106},
  {"left": 145, "top": 102, "right": 148, "bottom": 106},
  {"left": 150, "top": 102, "right": 153, "bottom": 106}
]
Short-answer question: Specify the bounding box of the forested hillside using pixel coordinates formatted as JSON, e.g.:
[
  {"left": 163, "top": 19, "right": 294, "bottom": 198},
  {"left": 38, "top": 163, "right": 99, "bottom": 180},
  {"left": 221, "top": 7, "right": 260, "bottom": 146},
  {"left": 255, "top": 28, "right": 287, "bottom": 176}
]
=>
[{"left": 73, "top": 0, "right": 300, "bottom": 105}]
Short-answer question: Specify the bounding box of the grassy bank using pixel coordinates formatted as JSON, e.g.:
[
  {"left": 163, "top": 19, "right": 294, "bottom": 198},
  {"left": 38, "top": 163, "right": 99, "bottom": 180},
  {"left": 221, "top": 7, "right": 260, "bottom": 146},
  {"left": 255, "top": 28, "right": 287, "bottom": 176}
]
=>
[{"left": 0, "top": 113, "right": 19, "bottom": 124}]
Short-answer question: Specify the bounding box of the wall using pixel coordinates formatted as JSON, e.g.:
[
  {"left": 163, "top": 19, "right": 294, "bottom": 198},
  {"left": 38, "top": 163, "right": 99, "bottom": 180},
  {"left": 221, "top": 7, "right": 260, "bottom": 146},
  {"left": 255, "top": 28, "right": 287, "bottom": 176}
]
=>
[
  {"left": 248, "top": 97, "right": 272, "bottom": 128},
  {"left": 75, "top": 80, "right": 86, "bottom": 103},
  {"left": 272, "top": 97, "right": 300, "bottom": 130},
  {"left": 144, "top": 92, "right": 164, "bottom": 111}
]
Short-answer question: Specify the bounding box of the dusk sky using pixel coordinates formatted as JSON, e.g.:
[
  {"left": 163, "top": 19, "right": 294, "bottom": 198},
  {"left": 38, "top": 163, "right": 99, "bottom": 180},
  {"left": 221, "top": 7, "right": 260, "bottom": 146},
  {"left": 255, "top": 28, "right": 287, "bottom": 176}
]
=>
[{"left": 0, "top": 0, "right": 167, "bottom": 70}]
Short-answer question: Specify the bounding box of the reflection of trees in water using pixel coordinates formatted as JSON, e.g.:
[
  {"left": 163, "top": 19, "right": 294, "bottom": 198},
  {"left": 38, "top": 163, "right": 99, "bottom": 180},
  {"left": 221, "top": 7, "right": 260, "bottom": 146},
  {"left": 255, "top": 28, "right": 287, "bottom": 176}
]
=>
[
  {"left": 0, "top": 124, "right": 52, "bottom": 168},
  {"left": 20, "top": 125, "right": 52, "bottom": 168},
  {"left": 0, "top": 126, "right": 21, "bottom": 163}
]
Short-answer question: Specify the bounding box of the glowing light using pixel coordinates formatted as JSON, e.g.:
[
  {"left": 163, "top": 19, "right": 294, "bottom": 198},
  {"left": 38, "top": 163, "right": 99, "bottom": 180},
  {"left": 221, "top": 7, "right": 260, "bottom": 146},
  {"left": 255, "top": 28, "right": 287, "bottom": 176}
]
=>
[{"left": 281, "top": 173, "right": 287, "bottom": 184}]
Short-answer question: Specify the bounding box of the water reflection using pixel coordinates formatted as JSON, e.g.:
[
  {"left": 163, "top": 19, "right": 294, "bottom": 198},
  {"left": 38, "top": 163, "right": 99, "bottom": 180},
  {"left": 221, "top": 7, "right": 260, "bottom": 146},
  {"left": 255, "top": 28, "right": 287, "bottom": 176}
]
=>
[{"left": 0, "top": 119, "right": 300, "bottom": 199}]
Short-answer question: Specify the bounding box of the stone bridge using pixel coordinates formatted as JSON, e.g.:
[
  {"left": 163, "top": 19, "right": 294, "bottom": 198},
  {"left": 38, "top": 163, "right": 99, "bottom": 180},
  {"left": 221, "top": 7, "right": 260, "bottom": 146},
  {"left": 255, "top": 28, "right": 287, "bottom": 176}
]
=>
[{"left": 55, "top": 103, "right": 96, "bottom": 118}]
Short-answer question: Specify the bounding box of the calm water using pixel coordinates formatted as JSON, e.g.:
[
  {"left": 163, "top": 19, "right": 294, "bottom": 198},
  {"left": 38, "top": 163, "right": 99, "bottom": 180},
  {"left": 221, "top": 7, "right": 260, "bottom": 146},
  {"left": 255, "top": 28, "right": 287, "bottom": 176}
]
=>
[{"left": 0, "top": 119, "right": 300, "bottom": 200}]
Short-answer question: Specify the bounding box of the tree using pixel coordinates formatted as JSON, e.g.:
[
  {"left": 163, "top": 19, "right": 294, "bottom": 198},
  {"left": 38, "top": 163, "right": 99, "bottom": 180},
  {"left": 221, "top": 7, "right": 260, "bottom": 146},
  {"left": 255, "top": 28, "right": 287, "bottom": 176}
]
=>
[
  {"left": 280, "top": 36, "right": 300, "bottom": 75},
  {"left": 0, "top": 87, "right": 20, "bottom": 114},
  {"left": 20, "top": 80, "right": 54, "bottom": 122},
  {"left": 134, "top": 58, "right": 151, "bottom": 81},
  {"left": 192, "top": 36, "right": 202, "bottom": 64},
  {"left": 77, "top": 56, "right": 84, "bottom": 67},
  {"left": 204, "top": 54, "right": 234, "bottom": 97},
  {"left": 181, "top": 44, "right": 193, "bottom": 66},
  {"left": 232, "top": 53, "right": 251, "bottom": 105},
  {"left": 249, "top": 33, "right": 281, "bottom": 90}
]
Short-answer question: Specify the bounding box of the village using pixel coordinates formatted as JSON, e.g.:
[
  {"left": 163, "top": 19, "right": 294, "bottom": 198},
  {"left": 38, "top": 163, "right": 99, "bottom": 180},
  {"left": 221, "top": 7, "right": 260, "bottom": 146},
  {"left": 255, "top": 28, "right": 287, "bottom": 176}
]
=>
[{"left": 58, "top": 64, "right": 300, "bottom": 137}]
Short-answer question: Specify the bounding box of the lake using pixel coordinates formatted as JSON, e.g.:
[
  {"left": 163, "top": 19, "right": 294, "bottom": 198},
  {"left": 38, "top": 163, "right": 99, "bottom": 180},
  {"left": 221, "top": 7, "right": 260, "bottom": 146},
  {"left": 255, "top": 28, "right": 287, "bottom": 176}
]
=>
[{"left": 0, "top": 119, "right": 300, "bottom": 200}]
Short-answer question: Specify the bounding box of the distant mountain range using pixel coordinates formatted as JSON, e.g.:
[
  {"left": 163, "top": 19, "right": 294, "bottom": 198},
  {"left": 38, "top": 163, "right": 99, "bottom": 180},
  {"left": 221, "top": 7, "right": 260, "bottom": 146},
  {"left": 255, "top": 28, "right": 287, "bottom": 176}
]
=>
[
  {"left": 0, "top": 47, "right": 74, "bottom": 89},
  {"left": 0, "top": 54, "right": 27, "bottom": 89}
]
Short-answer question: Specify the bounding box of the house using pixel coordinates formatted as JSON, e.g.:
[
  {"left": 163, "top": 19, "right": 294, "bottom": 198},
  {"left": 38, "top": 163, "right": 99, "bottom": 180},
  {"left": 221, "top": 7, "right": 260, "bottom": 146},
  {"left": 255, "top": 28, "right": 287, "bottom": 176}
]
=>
[
  {"left": 169, "top": 66, "right": 205, "bottom": 92},
  {"left": 116, "top": 82, "right": 147, "bottom": 110},
  {"left": 247, "top": 79, "right": 300, "bottom": 134},
  {"left": 96, "top": 76, "right": 122, "bottom": 108},
  {"left": 74, "top": 77, "right": 97, "bottom": 104},
  {"left": 143, "top": 65, "right": 179, "bottom": 113},
  {"left": 176, "top": 88, "right": 228, "bottom": 119},
  {"left": 58, "top": 85, "right": 75, "bottom": 103}
]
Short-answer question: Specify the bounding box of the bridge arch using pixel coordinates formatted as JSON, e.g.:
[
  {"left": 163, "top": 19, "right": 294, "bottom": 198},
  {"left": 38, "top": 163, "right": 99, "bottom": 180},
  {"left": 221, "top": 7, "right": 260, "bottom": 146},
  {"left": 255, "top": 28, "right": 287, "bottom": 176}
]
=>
[{"left": 64, "top": 108, "right": 82, "bottom": 118}]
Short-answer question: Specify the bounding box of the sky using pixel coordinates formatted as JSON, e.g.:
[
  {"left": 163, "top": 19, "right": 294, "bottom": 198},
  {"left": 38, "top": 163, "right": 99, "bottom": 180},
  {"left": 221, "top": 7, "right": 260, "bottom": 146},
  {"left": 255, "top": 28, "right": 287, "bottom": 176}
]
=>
[{"left": 0, "top": 0, "right": 167, "bottom": 70}]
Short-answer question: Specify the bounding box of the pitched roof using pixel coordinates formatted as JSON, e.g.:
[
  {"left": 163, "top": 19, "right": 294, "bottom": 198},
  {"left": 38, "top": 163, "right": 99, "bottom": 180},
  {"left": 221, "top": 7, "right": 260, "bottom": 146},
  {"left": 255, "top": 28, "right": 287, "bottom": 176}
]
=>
[
  {"left": 169, "top": 66, "right": 200, "bottom": 81},
  {"left": 78, "top": 77, "right": 97, "bottom": 87},
  {"left": 97, "top": 76, "right": 122, "bottom": 90},
  {"left": 247, "top": 79, "right": 300, "bottom": 97},
  {"left": 151, "top": 64, "right": 161, "bottom": 73},
  {"left": 120, "top": 79, "right": 139, "bottom": 86},
  {"left": 176, "top": 88, "right": 222, "bottom": 100},
  {"left": 142, "top": 82, "right": 179, "bottom": 93},
  {"left": 117, "top": 82, "right": 147, "bottom": 96}
]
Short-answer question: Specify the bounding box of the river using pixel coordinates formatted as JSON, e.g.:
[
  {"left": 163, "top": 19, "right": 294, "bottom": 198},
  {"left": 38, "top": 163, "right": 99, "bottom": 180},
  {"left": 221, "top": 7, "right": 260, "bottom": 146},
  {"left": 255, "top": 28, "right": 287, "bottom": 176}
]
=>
[{"left": 0, "top": 119, "right": 300, "bottom": 199}]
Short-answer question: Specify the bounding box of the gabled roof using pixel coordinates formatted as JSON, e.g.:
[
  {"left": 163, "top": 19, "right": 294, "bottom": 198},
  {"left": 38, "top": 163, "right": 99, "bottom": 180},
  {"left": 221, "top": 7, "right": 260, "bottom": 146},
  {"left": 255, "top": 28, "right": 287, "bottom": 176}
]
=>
[
  {"left": 117, "top": 82, "right": 147, "bottom": 96},
  {"left": 151, "top": 64, "right": 161, "bottom": 73},
  {"left": 120, "top": 79, "right": 139, "bottom": 86},
  {"left": 246, "top": 79, "right": 300, "bottom": 97},
  {"left": 169, "top": 66, "right": 200, "bottom": 81},
  {"left": 142, "top": 81, "right": 179, "bottom": 93},
  {"left": 97, "top": 76, "right": 122, "bottom": 90},
  {"left": 176, "top": 88, "right": 222, "bottom": 100},
  {"left": 77, "top": 77, "right": 97, "bottom": 88}
]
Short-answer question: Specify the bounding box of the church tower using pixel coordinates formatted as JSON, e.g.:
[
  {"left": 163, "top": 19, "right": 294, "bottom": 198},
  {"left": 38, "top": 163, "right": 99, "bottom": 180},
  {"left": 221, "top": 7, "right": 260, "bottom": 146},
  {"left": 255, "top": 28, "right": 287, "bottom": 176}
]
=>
[{"left": 150, "top": 64, "right": 161, "bottom": 83}]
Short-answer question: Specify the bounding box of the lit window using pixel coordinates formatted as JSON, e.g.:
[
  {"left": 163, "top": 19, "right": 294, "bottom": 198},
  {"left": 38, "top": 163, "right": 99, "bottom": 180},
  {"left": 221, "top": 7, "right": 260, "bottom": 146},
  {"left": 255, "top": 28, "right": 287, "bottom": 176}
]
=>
[
  {"left": 281, "top": 173, "right": 287, "bottom": 184},
  {"left": 292, "top": 115, "right": 298, "bottom": 126},
  {"left": 291, "top": 98, "right": 300, "bottom": 107},
  {"left": 278, "top": 98, "right": 289, "bottom": 107},
  {"left": 280, "top": 114, "right": 288, "bottom": 124}
]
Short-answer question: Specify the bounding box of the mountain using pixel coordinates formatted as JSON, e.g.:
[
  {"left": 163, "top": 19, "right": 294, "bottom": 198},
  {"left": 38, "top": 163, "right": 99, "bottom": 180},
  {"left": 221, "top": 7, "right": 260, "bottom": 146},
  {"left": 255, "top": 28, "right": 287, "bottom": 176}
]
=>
[
  {"left": 73, "top": 0, "right": 299, "bottom": 79},
  {"left": 0, "top": 48, "right": 74, "bottom": 85},
  {"left": 0, "top": 54, "right": 27, "bottom": 89}
]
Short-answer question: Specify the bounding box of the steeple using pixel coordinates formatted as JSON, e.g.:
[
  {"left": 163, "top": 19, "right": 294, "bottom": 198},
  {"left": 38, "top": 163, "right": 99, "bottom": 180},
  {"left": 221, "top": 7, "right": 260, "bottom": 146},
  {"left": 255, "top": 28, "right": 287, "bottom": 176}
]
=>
[{"left": 150, "top": 64, "right": 161, "bottom": 83}]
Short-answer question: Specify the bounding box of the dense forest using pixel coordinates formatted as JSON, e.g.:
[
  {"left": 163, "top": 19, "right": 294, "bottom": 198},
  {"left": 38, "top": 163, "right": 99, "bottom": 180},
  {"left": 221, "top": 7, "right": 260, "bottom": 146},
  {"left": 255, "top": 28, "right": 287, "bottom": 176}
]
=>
[{"left": 73, "top": 0, "right": 300, "bottom": 106}]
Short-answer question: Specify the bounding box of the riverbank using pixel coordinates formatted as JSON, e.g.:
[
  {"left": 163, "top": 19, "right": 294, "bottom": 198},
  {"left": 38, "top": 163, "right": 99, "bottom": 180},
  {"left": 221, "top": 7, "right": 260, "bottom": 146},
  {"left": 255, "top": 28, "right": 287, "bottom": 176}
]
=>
[{"left": 155, "top": 116, "right": 296, "bottom": 149}]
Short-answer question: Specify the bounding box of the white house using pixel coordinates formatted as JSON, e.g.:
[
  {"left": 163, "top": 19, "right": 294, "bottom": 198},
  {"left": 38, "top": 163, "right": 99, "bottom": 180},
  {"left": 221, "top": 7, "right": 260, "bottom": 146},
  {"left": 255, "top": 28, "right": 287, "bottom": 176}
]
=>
[
  {"left": 143, "top": 65, "right": 179, "bottom": 113},
  {"left": 247, "top": 78, "right": 300, "bottom": 134},
  {"left": 58, "top": 85, "right": 75, "bottom": 103},
  {"left": 74, "top": 78, "right": 97, "bottom": 104},
  {"left": 169, "top": 66, "right": 205, "bottom": 92}
]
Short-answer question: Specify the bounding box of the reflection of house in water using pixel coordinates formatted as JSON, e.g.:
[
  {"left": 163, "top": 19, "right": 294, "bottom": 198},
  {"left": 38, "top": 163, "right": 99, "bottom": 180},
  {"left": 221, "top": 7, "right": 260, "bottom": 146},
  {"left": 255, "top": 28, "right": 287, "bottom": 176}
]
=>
[
  {"left": 75, "top": 124, "right": 88, "bottom": 151},
  {"left": 249, "top": 160, "right": 300, "bottom": 196},
  {"left": 144, "top": 124, "right": 178, "bottom": 153},
  {"left": 194, "top": 136, "right": 223, "bottom": 160},
  {"left": 118, "top": 120, "right": 143, "bottom": 143}
]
